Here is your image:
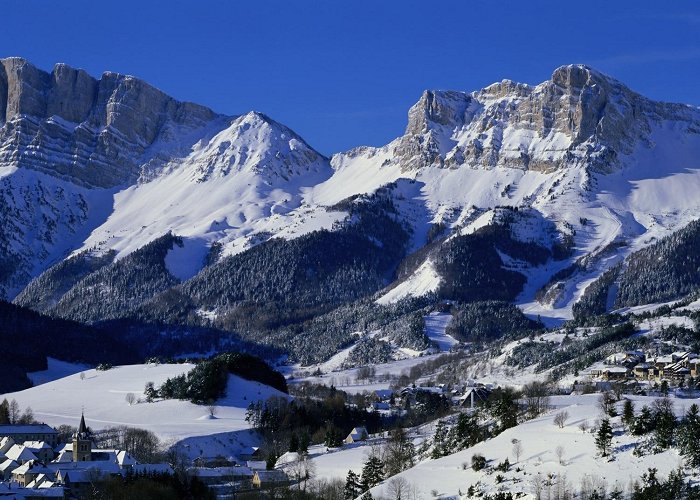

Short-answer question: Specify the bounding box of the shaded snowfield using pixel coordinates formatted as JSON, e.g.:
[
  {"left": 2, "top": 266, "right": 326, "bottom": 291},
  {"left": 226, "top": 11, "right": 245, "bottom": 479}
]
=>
[{"left": 27, "top": 358, "right": 90, "bottom": 386}]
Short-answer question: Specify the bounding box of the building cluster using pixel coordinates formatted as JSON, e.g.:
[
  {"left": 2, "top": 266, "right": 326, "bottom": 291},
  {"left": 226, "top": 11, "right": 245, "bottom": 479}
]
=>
[
  {"left": 590, "top": 350, "right": 700, "bottom": 383},
  {"left": 366, "top": 383, "right": 492, "bottom": 416},
  {"left": 0, "top": 414, "right": 172, "bottom": 499},
  {"left": 187, "top": 449, "right": 290, "bottom": 496}
]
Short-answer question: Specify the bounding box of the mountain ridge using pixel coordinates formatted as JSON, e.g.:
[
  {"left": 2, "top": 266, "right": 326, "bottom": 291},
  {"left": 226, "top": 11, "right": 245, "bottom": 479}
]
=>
[{"left": 4, "top": 59, "right": 700, "bottom": 363}]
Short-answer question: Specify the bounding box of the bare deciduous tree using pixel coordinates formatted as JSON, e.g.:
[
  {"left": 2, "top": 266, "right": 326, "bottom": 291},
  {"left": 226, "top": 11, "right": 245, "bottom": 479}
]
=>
[
  {"left": 512, "top": 438, "right": 523, "bottom": 462},
  {"left": 387, "top": 476, "right": 410, "bottom": 500},
  {"left": 554, "top": 411, "right": 569, "bottom": 429},
  {"left": 287, "top": 454, "right": 316, "bottom": 492},
  {"left": 125, "top": 393, "right": 136, "bottom": 406},
  {"left": 207, "top": 405, "right": 218, "bottom": 417},
  {"left": 523, "top": 381, "right": 551, "bottom": 418},
  {"left": 555, "top": 445, "right": 565, "bottom": 465},
  {"left": 8, "top": 399, "right": 20, "bottom": 424},
  {"left": 531, "top": 473, "right": 544, "bottom": 500}
]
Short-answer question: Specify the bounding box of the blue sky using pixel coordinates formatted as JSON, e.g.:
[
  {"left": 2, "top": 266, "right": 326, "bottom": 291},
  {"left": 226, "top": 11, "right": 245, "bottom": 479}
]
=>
[{"left": 1, "top": 1, "right": 699, "bottom": 155}]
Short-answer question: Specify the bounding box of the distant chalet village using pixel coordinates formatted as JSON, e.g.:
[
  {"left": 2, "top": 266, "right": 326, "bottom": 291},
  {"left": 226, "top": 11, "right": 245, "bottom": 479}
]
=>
[{"left": 0, "top": 409, "right": 295, "bottom": 497}]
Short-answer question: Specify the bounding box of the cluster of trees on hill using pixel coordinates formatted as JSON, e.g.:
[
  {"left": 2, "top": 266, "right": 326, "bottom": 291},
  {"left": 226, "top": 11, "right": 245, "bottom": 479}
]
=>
[
  {"left": 446, "top": 301, "right": 543, "bottom": 344},
  {"left": 47, "top": 234, "right": 182, "bottom": 323},
  {"left": 506, "top": 322, "right": 637, "bottom": 378},
  {"left": 14, "top": 249, "right": 116, "bottom": 313},
  {"left": 616, "top": 219, "right": 700, "bottom": 308},
  {"left": 157, "top": 352, "right": 287, "bottom": 404}
]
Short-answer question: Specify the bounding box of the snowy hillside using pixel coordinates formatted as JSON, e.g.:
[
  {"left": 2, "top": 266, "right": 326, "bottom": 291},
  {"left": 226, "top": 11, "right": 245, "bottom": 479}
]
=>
[
  {"left": 366, "top": 394, "right": 696, "bottom": 499},
  {"left": 2, "top": 363, "right": 286, "bottom": 444}
]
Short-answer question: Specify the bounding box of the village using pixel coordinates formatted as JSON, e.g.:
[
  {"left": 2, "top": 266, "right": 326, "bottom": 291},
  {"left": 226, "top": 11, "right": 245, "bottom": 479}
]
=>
[
  {"left": 0, "top": 412, "right": 299, "bottom": 498},
  {"left": 589, "top": 349, "right": 700, "bottom": 388}
]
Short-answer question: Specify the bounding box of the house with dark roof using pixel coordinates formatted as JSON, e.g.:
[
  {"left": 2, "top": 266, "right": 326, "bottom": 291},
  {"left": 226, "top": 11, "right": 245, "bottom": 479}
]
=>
[{"left": 0, "top": 425, "right": 58, "bottom": 447}]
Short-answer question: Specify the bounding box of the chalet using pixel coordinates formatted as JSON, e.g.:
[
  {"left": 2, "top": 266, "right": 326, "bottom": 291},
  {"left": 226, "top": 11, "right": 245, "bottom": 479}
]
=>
[
  {"left": 23, "top": 441, "right": 54, "bottom": 463},
  {"left": 371, "top": 389, "right": 394, "bottom": 402},
  {"left": 0, "top": 425, "right": 58, "bottom": 447},
  {"left": 689, "top": 358, "right": 700, "bottom": 377},
  {"left": 598, "top": 366, "right": 629, "bottom": 381},
  {"left": 632, "top": 363, "right": 651, "bottom": 379},
  {"left": 344, "top": 427, "right": 368, "bottom": 444},
  {"left": 0, "top": 459, "right": 18, "bottom": 480},
  {"left": 188, "top": 465, "right": 253, "bottom": 486},
  {"left": 456, "top": 386, "right": 492, "bottom": 408},
  {"left": 5, "top": 444, "right": 38, "bottom": 465},
  {"left": 12, "top": 460, "right": 55, "bottom": 487},
  {"left": 606, "top": 351, "right": 645, "bottom": 367},
  {"left": 239, "top": 446, "right": 264, "bottom": 461},
  {"left": 252, "top": 469, "right": 289, "bottom": 489}
]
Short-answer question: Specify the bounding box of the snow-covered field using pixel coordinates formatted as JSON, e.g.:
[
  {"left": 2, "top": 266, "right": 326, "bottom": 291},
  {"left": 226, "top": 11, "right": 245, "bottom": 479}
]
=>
[{"left": 2, "top": 363, "right": 286, "bottom": 446}]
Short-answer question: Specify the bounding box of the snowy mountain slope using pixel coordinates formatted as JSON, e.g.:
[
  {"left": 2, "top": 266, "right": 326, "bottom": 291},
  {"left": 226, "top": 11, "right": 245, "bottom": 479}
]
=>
[
  {"left": 0, "top": 59, "right": 336, "bottom": 300},
  {"left": 319, "top": 65, "right": 700, "bottom": 322},
  {"left": 75, "top": 111, "right": 335, "bottom": 262},
  {"left": 0, "top": 58, "right": 229, "bottom": 299},
  {"left": 7, "top": 59, "right": 700, "bottom": 345}
]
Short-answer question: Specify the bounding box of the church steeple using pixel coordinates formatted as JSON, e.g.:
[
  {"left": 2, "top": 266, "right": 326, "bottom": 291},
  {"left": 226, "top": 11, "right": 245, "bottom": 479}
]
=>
[
  {"left": 72, "top": 411, "right": 92, "bottom": 462},
  {"left": 77, "top": 412, "right": 88, "bottom": 436}
]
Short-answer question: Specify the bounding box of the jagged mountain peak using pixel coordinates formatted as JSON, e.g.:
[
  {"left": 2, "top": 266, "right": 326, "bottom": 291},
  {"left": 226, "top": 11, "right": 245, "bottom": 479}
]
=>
[{"left": 388, "top": 64, "right": 700, "bottom": 174}]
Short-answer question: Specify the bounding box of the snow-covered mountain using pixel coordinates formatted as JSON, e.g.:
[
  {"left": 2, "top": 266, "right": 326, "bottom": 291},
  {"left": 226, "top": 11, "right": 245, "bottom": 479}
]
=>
[{"left": 5, "top": 59, "right": 700, "bottom": 344}]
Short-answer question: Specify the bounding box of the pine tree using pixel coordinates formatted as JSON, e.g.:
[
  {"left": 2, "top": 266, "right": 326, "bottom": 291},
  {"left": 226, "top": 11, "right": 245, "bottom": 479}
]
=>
[
  {"left": 632, "top": 405, "right": 654, "bottom": 435},
  {"left": 0, "top": 399, "right": 9, "bottom": 425},
  {"left": 299, "top": 431, "right": 310, "bottom": 454},
  {"left": 678, "top": 404, "right": 700, "bottom": 467},
  {"left": 289, "top": 433, "right": 299, "bottom": 453},
  {"left": 361, "top": 492, "right": 374, "bottom": 500},
  {"left": 595, "top": 418, "right": 613, "bottom": 457},
  {"left": 344, "top": 470, "right": 362, "bottom": 499},
  {"left": 622, "top": 399, "right": 635, "bottom": 428},
  {"left": 652, "top": 398, "right": 676, "bottom": 450},
  {"left": 384, "top": 427, "right": 415, "bottom": 475},
  {"left": 361, "top": 456, "right": 384, "bottom": 489},
  {"left": 431, "top": 420, "right": 448, "bottom": 459}
]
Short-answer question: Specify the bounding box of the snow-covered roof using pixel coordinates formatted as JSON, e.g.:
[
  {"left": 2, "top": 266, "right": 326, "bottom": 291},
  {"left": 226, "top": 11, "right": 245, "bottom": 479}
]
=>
[
  {"left": 12, "top": 461, "right": 54, "bottom": 476},
  {"left": 0, "top": 458, "right": 18, "bottom": 472},
  {"left": 254, "top": 469, "right": 288, "bottom": 481},
  {"left": 189, "top": 466, "right": 252, "bottom": 478},
  {"left": 23, "top": 441, "right": 53, "bottom": 451},
  {"left": 346, "top": 427, "right": 368, "bottom": 441},
  {"left": 6, "top": 445, "right": 38, "bottom": 463},
  {"left": 604, "top": 366, "right": 629, "bottom": 373},
  {"left": 51, "top": 451, "right": 72, "bottom": 463},
  {"left": 0, "top": 424, "right": 56, "bottom": 435},
  {"left": 246, "top": 460, "right": 267, "bottom": 470}
]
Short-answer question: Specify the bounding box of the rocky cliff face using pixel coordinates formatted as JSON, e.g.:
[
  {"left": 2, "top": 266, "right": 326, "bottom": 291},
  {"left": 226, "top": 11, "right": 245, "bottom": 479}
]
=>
[
  {"left": 0, "top": 57, "right": 222, "bottom": 188},
  {"left": 391, "top": 64, "right": 700, "bottom": 173}
]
